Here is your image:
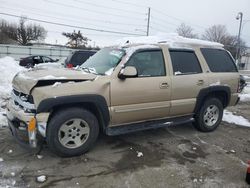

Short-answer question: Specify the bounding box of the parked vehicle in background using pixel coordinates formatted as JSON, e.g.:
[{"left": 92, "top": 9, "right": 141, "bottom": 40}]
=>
[
  {"left": 19, "top": 55, "right": 59, "bottom": 68},
  {"left": 7, "top": 35, "right": 240, "bottom": 157},
  {"left": 239, "top": 74, "right": 247, "bottom": 92},
  {"left": 64, "top": 50, "right": 97, "bottom": 68}
]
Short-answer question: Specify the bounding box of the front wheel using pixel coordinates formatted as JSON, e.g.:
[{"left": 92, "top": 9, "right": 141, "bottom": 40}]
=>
[
  {"left": 193, "top": 98, "right": 223, "bottom": 132},
  {"left": 46, "top": 107, "right": 99, "bottom": 157}
]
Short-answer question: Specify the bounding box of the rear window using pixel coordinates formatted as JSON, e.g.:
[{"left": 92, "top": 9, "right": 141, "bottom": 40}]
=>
[
  {"left": 201, "top": 48, "right": 237, "bottom": 72},
  {"left": 169, "top": 50, "right": 202, "bottom": 75},
  {"left": 71, "top": 52, "right": 95, "bottom": 66}
]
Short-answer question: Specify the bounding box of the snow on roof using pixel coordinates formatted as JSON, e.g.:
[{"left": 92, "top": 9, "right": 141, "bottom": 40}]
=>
[{"left": 116, "top": 33, "right": 223, "bottom": 48}]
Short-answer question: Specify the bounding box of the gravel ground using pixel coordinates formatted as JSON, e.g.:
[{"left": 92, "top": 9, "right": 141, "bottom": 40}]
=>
[{"left": 0, "top": 101, "right": 250, "bottom": 188}]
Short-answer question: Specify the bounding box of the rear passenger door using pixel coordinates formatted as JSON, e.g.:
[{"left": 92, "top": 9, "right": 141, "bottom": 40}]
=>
[{"left": 169, "top": 49, "right": 208, "bottom": 116}]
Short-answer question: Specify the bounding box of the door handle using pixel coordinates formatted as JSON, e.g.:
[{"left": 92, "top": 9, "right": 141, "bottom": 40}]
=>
[
  {"left": 160, "top": 82, "right": 169, "bottom": 89},
  {"left": 197, "top": 80, "right": 204, "bottom": 86}
]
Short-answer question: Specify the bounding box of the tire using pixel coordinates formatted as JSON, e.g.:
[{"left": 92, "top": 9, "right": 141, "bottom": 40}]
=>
[
  {"left": 193, "top": 98, "right": 223, "bottom": 132},
  {"left": 26, "top": 63, "right": 33, "bottom": 68},
  {"left": 46, "top": 107, "right": 99, "bottom": 157}
]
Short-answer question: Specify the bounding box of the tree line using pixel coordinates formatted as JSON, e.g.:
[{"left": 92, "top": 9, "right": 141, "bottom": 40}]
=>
[
  {"left": 176, "top": 23, "right": 247, "bottom": 59},
  {"left": 0, "top": 17, "right": 99, "bottom": 49},
  {"left": 0, "top": 17, "right": 247, "bottom": 58}
]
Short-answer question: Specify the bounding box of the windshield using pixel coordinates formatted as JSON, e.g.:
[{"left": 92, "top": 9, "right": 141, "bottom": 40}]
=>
[{"left": 80, "top": 48, "right": 125, "bottom": 75}]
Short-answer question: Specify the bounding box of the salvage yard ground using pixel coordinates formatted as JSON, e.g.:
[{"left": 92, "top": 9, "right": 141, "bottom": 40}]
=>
[{"left": 0, "top": 57, "right": 250, "bottom": 187}]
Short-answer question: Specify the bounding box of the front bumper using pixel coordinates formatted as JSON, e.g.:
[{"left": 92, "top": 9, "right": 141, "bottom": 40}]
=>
[{"left": 6, "top": 100, "right": 49, "bottom": 148}]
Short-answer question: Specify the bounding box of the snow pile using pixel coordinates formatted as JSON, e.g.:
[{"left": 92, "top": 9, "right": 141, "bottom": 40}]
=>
[
  {"left": 34, "top": 62, "right": 63, "bottom": 69},
  {"left": 223, "top": 110, "right": 250, "bottom": 127},
  {"left": 239, "top": 83, "right": 250, "bottom": 102},
  {"left": 116, "top": 33, "right": 223, "bottom": 48},
  {"left": 0, "top": 57, "right": 24, "bottom": 126},
  {"left": 36, "top": 175, "right": 47, "bottom": 183}
]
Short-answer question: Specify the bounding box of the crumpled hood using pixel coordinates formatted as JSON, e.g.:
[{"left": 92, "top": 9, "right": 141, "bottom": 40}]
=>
[{"left": 12, "top": 68, "right": 97, "bottom": 94}]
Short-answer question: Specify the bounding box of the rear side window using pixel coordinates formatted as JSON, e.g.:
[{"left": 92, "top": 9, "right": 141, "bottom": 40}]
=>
[
  {"left": 201, "top": 48, "right": 237, "bottom": 72},
  {"left": 71, "top": 52, "right": 90, "bottom": 66},
  {"left": 169, "top": 50, "right": 202, "bottom": 75}
]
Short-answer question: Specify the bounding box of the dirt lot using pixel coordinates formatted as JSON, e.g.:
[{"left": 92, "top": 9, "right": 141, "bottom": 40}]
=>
[{"left": 0, "top": 101, "right": 250, "bottom": 188}]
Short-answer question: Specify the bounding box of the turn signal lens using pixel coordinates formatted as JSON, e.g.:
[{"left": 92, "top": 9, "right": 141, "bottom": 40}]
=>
[{"left": 28, "top": 117, "right": 36, "bottom": 131}]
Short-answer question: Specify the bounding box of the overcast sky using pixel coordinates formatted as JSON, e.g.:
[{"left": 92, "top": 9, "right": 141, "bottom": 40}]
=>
[{"left": 0, "top": 0, "right": 249, "bottom": 47}]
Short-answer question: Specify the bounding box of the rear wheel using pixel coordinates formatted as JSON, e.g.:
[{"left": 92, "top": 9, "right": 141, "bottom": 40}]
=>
[
  {"left": 46, "top": 107, "right": 99, "bottom": 157},
  {"left": 193, "top": 98, "right": 223, "bottom": 132}
]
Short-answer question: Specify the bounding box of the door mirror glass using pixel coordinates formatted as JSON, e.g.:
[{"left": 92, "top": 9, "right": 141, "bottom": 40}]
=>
[{"left": 118, "top": 66, "right": 138, "bottom": 79}]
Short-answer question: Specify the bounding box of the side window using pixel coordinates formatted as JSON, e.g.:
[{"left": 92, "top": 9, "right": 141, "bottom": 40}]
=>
[
  {"left": 169, "top": 50, "right": 202, "bottom": 75},
  {"left": 42, "top": 56, "right": 52, "bottom": 62},
  {"left": 126, "top": 50, "right": 166, "bottom": 77},
  {"left": 33, "top": 56, "right": 43, "bottom": 63},
  {"left": 201, "top": 48, "right": 237, "bottom": 72}
]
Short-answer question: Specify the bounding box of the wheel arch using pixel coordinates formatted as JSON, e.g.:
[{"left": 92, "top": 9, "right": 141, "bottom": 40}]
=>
[
  {"left": 37, "top": 95, "right": 110, "bottom": 132},
  {"left": 194, "top": 86, "right": 231, "bottom": 114}
]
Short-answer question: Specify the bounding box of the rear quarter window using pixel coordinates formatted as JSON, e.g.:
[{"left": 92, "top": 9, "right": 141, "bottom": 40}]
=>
[{"left": 201, "top": 48, "right": 238, "bottom": 72}]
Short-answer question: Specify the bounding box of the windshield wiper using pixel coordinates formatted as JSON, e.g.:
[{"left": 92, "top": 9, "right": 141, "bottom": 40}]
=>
[{"left": 81, "top": 67, "right": 101, "bottom": 75}]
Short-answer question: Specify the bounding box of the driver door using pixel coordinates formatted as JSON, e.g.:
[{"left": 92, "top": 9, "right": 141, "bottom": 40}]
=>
[{"left": 110, "top": 49, "right": 171, "bottom": 126}]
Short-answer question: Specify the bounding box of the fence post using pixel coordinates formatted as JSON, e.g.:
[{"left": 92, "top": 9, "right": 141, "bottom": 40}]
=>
[
  {"left": 59, "top": 48, "right": 62, "bottom": 58},
  {"left": 6, "top": 46, "right": 9, "bottom": 55}
]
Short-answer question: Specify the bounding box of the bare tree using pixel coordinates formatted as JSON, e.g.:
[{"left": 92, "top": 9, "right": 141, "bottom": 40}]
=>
[
  {"left": 2, "top": 17, "right": 47, "bottom": 45},
  {"left": 202, "top": 24, "right": 246, "bottom": 58},
  {"left": 202, "top": 25, "right": 229, "bottom": 43},
  {"left": 62, "top": 30, "right": 89, "bottom": 48},
  {"left": 0, "top": 19, "right": 15, "bottom": 44},
  {"left": 176, "top": 23, "right": 198, "bottom": 38}
]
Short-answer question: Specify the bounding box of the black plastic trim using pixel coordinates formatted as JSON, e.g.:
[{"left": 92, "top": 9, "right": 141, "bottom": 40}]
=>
[
  {"left": 37, "top": 94, "right": 110, "bottom": 127},
  {"left": 194, "top": 86, "right": 231, "bottom": 113}
]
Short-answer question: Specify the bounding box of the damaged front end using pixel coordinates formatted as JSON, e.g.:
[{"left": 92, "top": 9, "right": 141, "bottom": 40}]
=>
[
  {"left": 7, "top": 68, "right": 97, "bottom": 148},
  {"left": 6, "top": 89, "right": 44, "bottom": 148}
]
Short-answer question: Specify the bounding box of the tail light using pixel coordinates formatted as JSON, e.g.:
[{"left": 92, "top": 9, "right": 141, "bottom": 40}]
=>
[
  {"left": 67, "top": 63, "right": 73, "bottom": 68},
  {"left": 237, "top": 78, "right": 241, "bottom": 93}
]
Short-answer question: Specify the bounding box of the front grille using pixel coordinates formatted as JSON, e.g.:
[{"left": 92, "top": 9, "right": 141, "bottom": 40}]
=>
[{"left": 11, "top": 89, "right": 36, "bottom": 113}]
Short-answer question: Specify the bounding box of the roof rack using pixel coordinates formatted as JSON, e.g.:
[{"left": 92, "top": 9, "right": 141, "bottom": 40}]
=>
[{"left": 116, "top": 33, "right": 223, "bottom": 48}]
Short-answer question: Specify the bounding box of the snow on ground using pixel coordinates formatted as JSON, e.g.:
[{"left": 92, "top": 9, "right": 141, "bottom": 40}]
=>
[
  {"left": 223, "top": 110, "right": 250, "bottom": 127},
  {"left": 0, "top": 57, "right": 24, "bottom": 127},
  {"left": 239, "top": 82, "right": 250, "bottom": 102}
]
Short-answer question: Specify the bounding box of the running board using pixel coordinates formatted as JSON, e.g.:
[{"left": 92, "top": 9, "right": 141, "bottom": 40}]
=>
[{"left": 106, "top": 116, "right": 194, "bottom": 136}]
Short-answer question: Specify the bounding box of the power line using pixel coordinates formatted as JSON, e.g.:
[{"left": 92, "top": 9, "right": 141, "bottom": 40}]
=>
[
  {"left": 108, "top": 0, "right": 147, "bottom": 8},
  {"left": 151, "top": 8, "right": 207, "bottom": 30},
  {"left": 43, "top": 0, "right": 145, "bottom": 21},
  {"left": 1, "top": 6, "right": 146, "bottom": 33},
  {"left": 2, "top": 4, "right": 147, "bottom": 27},
  {"left": 48, "top": 29, "right": 131, "bottom": 37},
  {"left": 73, "top": 0, "right": 146, "bottom": 15},
  {"left": 0, "top": 12, "right": 144, "bottom": 36}
]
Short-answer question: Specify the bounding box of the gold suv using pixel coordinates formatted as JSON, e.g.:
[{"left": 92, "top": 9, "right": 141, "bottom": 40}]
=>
[{"left": 6, "top": 37, "right": 240, "bottom": 157}]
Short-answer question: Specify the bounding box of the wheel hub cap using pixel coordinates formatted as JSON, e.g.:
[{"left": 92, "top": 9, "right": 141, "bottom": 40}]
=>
[
  {"left": 203, "top": 105, "right": 219, "bottom": 127},
  {"left": 58, "top": 118, "right": 90, "bottom": 149}
]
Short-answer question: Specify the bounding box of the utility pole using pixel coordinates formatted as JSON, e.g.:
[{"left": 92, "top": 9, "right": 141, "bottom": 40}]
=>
[
  {"left": 236, "top": 12, "right": 243, "bottom": 68},
  {"left": 146, "top": 7, "right": 151, "bottom": 36}
]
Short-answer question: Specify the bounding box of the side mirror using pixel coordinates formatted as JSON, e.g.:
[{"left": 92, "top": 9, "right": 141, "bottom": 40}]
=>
[{"left": 118, "top": 66, "right": 138, "bottom": 79}]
